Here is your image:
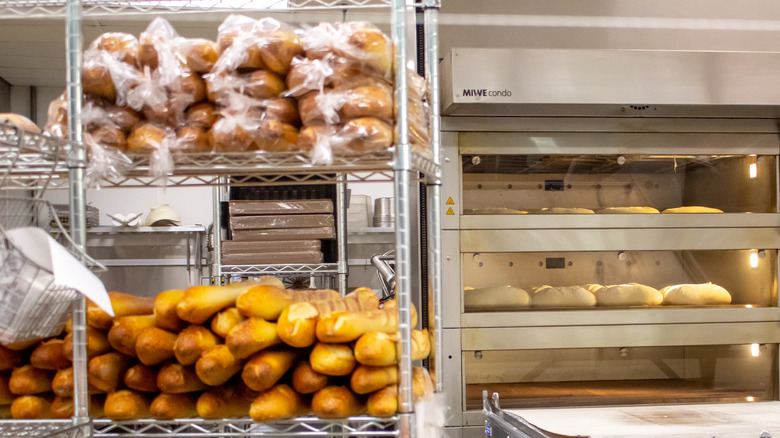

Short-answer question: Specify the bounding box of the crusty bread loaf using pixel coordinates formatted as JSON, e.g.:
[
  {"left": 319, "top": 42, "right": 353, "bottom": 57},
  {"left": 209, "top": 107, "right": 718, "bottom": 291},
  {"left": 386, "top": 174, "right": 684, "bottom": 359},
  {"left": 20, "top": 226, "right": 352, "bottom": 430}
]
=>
[
  {"left": 354, "top": 332, "right": 395, "bottom": 367},
  {"left": 310, "top": 342, "right": 356, "bottom": 377},
  {"left": 350, "top": 365, "right": 398, "bottom": 395},
  {"left": 104, "top": 390, "right": 150, "bottom": 420},
  {"left": 150, "top": 393, "right": 198, "bottom": 419},
  {"left": 63, "top": 326, "right": 112, "bottom": 361},
  {"left": 88, "top": 352, "right": 132, "bottom": 393},
  {"left": 196, "top": 345, "right": 243, "bottom": 386},
  {"left": 177, "top": 281, "right": 264, "bottom": 324},
  {"left": 412, "top": 367, "right": 434, "bottom": 401},
  {"left": 250, "top": 383, "right": 307, "bottom": 422},
  {"left": 236, "top": 286, "right": 338, "bottom": 321},
  {"left": 50, "top": 396, "right": 74, "bottom": 419},
  {"left": 0, "top": 373, "right": 13, "bottom": 404},
  {"left": 661, "top": 283, "right": 732, "bottom": 305},
  {"left": 211, "top": 307, "right": 246, "bottom": 338},
  {"left": 595, "top": 283, "right": 663, "bottom": 307},
  {"left": 153, "top": 289, "right": 188, "bottom": 333},
  {"left": 10, "top": 395, "right": 51, "bottom": 419},
  {"left": 531, "top": 285, "right": 596, "bottom": 308},
  {"left": 661, "top": 206, "right": 724, "bottom": 214},
  {"left": 9, "top": 365, "right": 53, "bottom": 395},
  {"left": 52, "top": 367, "right": 74, "bottom": 397},
  {"left": 124, "top": 363, "right": 160, "bottom": 393},
  {"left": 241, "top": 349, "right": 297, "bottom": 392},
  {"left": 157, "top": 363, "right": 208, "bottom": 394},
  {"left": 585, "top": 284, "right": 605, "bottom": 294},
  {"left": 276, "top": 304, "right": 319, "bottom": 348},
  {"left": 367, "top": 385, "right": 397, "bottom": 417},
  {"left": 0, "top": 345, "right": 24, "bottom": 371},
  {"left": 108, "top": 314, "right": 158, "bottom": 357},
  {"left": 315, "top": 305, "right": 410, "bottom": 344},
  {"left": 291, "top": 361, "right": 330, "bottom": 394},
  {"left": 135, "top": 327, "right": 177, "bottom": 365},
  {"left": 226, "top": 318, "right": 281, "bottom": 359},
  {"left": 197, "top": 384, "right": 254, "bottom": 419},
  {"left": 311, "top": 386, "right": 363, "bottom": 419},
  {"left": 174, "top": 325, "right": 219, "bottom": 366},
  {"left": 88, "top": 291, "right": 155, "bottom": 330},
  {"left": 30, "top": 339, "right": 70, "bottom": 370},
  {"left": 464, "top": 286, "right": 530, "bottom": 311},
  {"left": 597, "top": 206, "right": 660, "bottom": 214}
]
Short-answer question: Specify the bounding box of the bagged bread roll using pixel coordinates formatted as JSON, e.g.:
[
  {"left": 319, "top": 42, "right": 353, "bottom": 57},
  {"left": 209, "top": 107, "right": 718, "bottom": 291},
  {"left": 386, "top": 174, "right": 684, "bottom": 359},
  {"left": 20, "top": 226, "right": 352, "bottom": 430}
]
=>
[
  {"left": 138, "top": 17, "right": 179, "bottom": 70},
  {"left": 0, "top": 345, "right": 24, "bottom": 371},
  {"left": 157, "top": 363, "right": 208, "bottom": 394},
  {"left": 176, "top": 126, "right": 211, "bottom": 152},
  {"left": 341, "top": 84, "right": 393, "bottom": 121},
  {"left": 11, "top": 395, "right": 51, "bottom": 419},
  {"left": 0, "top": 374, "right": 13, "bottom": 404},
  {"left": 291, "top": 361, "right": 330, "bottom": 394},
  {"left": 88, "top": 291, "right": 155, "bottom": 330},
  {"left": 303, "top": 22, "right": 392, "bottom": 77},
  {"left": 298, "top": 124, "right": 336, "bottom": 153},
  {"left": 350, "top": 365, "right": 398, "bottom": 395},
  {"left": 367, "top": 385, "right": 397, "bottom": 417},
  {"left": 153, "top": 289, "right": 188, "bottom": 333},
  {"left": 412, "top": 366, "right": 435, "bottom": 401},
  {"left": 661, "top": 283, "right": 732, "bottom": 305},
  {"left": 104, "top": 390, "right": 150, "bottom": 420},
  {"left": 88, "top": 125, "right": 127, "bottom": 151},
  {"left": 531, "top": 285, "right": 596, "bottom": 308},
  {"left": 185, "top": 103, "right": 218, "bottom": 130},
  {"left": 464, "top": 285, "right": 530, "bottom": 311},
  {"left": 235, "top": 286, "right": 337, "bottom": 321},
  {"left": 196, "top": 345, "right": 243, "bottom": 386},
  {"left": 197, "top": 383, "right": 255, "bottom": 419},
  {"left": 88, "top": 352, "right": 132, "bottom": 393},
  {"left": 226, "top": 318, "right": 281, "bottom": 359},
  {"left": 244, "top": 70, "right": 286, "bottom": 99},
  {"left": 312, "top": 386, "right": 363, "bottom": 419},
  {"left": 108, "top": 314, "right": 158, "bottom": 357},
  {"left": 9, "top": 365, "right": 53, "bottom": 395},
  {"left": 177, "top": 281, "right": 267, "bottom": 324},
  {"left": 177, "top": 38, "right": 219, "bottom": 74},
  {"left": 250, "top": 383, "right": 307, "bottom": 422},
  {"left": 595, "top": 283, "right": 663, "bottom": 307},
  {"left": 127, "top": 123, "right": 168, "bottom": 154},
  {"left": 90, "top": 32, "right": 139, "bottom": 66},
  {"left": 265, "top": 98, "right": 301, "bottom": 126},
  {"left": 253, "top": 120, "right": 299, "bottom": 152},
  {"left": 174, "top": 325, "right": 219, "bottom": 366},
  {"left": 0, "top": 113, "right": 40, "bottom": 134},
  {"left": 211, "top": 308, "right": 246, "bottom": 338},
  {"left": 150, "top": 393, "right": 198, "bottom": 419},
  {"left": 135, "top": 327, "right": 177, "bottom": 365},
  {"left": 124, "top": 363, "right": 160, "bottom": 393},
  {"left": 82, "top": 64, "right": 117, "bottom": 102},
  {"left": 258, "top": 29, "right": 303, "bottom": 76},
  {"left": 241, "top": 349, "right": 297, "bottom": 392},
  {"left": 337, "top": 117, "right": 393, "bottom": 153},
  {"left": 30, "top": 339, "right": 70, "bottom": 370},
  {"left": 310, "top": 342, "right": 356, "bottom": 377}
]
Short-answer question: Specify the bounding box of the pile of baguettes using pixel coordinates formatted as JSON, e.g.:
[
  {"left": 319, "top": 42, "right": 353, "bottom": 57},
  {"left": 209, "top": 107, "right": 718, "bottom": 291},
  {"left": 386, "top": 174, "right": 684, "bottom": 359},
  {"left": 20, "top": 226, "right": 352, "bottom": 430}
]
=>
[{"left": 0, "top": 277, "right": 432, "bottom": 421}]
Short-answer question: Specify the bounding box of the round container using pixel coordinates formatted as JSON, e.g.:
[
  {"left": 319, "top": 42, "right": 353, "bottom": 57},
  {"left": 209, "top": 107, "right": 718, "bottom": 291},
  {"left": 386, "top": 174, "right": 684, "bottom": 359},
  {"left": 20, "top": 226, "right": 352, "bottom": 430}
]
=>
[{"left": 373, "top": 197, "right": 395, "bottom": 227}]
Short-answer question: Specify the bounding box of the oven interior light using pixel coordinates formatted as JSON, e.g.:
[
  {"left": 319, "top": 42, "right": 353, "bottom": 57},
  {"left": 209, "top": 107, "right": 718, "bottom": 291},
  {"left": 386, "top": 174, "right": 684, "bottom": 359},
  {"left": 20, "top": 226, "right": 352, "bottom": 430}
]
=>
[
  {"left": 749, "top": 163, "right": 758, "bottom": 178},
  {"left": 751, "top": 343, "right": 760, "bottom": 357},
  {"left": 750, "top": 251, "right": 759, "bottom": 268},
  {"left": 747, "top": 396, "right": 755, "bottom": 402}
]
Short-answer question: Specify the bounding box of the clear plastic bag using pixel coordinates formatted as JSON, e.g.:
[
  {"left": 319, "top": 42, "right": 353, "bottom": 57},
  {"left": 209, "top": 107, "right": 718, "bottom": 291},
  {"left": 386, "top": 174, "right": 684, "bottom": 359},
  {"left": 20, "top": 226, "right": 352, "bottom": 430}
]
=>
[{"left": 302, "top": 22, "right": 393, "bottom": 78}]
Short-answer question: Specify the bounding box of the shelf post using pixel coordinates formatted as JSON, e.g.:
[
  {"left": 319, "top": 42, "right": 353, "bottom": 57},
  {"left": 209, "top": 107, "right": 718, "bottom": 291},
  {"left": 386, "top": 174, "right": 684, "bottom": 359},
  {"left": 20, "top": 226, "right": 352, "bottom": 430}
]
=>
[{"left": 336, "top": 174, "right": 349, "bottom": 295}]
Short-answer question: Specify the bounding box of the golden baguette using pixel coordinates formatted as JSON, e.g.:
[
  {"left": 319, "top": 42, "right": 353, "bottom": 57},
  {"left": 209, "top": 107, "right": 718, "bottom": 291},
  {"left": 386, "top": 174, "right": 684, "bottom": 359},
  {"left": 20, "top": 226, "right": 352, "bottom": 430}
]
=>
[
  {"left": 236, "top": 286, "right": 339, "bottom": 320},
  {"left": 291, "top": 361, "right": 329, "bottom": 394},
  {"left": 196, "top": 345, "right": 243, "bottom": 386},
  {"left": 241, "top": 349, "right": 297, "bottom": 392},
  {"left": 0, "top": 373, "right": 13, "bottom": 404},
  {"left": 174, "top": 325, "right": 219, "bottom": 366},
  {"left": 226, "top": 318, "right": 281, "bottom": 359},
  {"left": 104, "top": 390, "right": 150, "bottom": 420},
  {"left": 350, "top": 365, "right": 398, "bottom": 395},
  {"left": 89, "top": 352, "right": 132, "bottom": 393},
  {"left": 412, "top": 367, "right": 434, "bottom": 401},
  {"left": 197, "top": 383, "right": 256, "bottom": 419},
  {"left": 108, "top": 314, "right": 157, "bottom": 357},
  {"left": 50, "top": 396, "right": 73, "bottom": 419},
  {"left": 30, "top": 339, "right": 70, "bottom": 370},
  {"left": 249, "top": 383, "right": 307, "bottom": 422},
  {"left": 157, "top": 363, "right": 209, "bottom": 394},
  {"left": 316, "top": 302, "right": 418, "bottom": 344},
  {"left": 211, "top": 308, "right": 246, "bottom": 338},
  {"left": 63, "top": 326, "right": 112, "bottom": 361},
  {"left": 367, "top": 385, "right": 397, "bottom": 417},
  {"left": 311, "top": 386, "right": 363, "bottom": 419},
  {"left": 150, "top": 393, "right": 199, "bottom": 419},
  {"left": 0, "top": 345, "right": 24, "bottom": 371},
  {"left": 135, "top": 327, "right": 177, "bottom": 366},
  {"left": 354, "top": 330, "right": 431, "bottom": 366},
  {"left": 88, "top": 291, "right": 155, "bottom": 330},
  {"left": 10, "top": 395, "right": 51, "bottom": 419},
  {"left": 3, "top": 339, "right": 38, "bottom": 351},
  {"left": 124, "top": 363, "right": 160, "bottom": 393},
  {"left": 9, "top": 365, "right": 53, "bottom": 395},
  {"left": 52, "top": 368, "right": 74, "bottom": 397},
  {"left": 309, "top": 342, "right": 356, "bottom": 377},
  {"left": 154, "top": 289, "right": 188, "bottom": 332},
  {"left": 177, "top": 279, "right": 275, "bottom": 324}
]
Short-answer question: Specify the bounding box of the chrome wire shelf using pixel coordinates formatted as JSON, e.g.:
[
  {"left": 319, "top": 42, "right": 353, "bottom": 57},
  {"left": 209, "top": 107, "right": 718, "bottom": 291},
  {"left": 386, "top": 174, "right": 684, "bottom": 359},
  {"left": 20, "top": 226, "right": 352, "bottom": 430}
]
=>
[
  {"left": 0, "top": 420, "right": 91, "bottom": 438},
  {"left": 0, "top": 123, "right": 72, "bottom": 191},
  {"left": 0, "top": 0, "right": 391, "bottom": 18},
  {"left": 93, "top": 416, "right": 400, "bottom": 437},
  {"left": 222, "top": 262, "right": 340, "bottom": 275}
]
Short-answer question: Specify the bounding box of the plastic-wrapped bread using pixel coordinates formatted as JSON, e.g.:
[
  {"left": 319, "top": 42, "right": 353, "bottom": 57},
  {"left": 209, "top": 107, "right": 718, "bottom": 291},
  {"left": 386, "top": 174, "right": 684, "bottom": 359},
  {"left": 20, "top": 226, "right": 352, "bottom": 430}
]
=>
[
  {"left": 88, "top": 352, "right": 132, "bottom": 393},
  {"left": 90, "top": 32, "right": 139, "bottom": 67},
  {"left": 88, "top": 126, "right": 127, "bottom": 151},
  {"left": 341, "top": 83, "right": 393, "bottom": 121},
  {"left": 226, "top": 318, "right": 281, "bottom": 359},
  {"left": 174, "top": 325, "right": 219, "bottom": 366},
  {"left": 309, "top": 342, "right": 356, "bottom": 377},
  {"left": 196, "top": 345, "right": 243, "bottom": 386},
  {"left": 30, "top": 340, "right": 69, "bottom": 370},
  {"left": 157, "top": 363, "right": 209, "bottom": 394},
  {"left": 215, "top": 15, "right": 302, "bottom": 74},
  {"left": 177, "top": 38, "right": 219, "bottom": 74},
  {"left": 138, "top": 18, "right": 178, "bottom": 70},
  {"left": 0, "top": 374, "right": 13, "bottom": 405},
  {"left": 412, "top": 367, "right": 435, "bottom": 401},
  {"left": 265, "top": 98, "right": 301, "bottom": 126},
  {"left": 0, "top": 345, "right": 24, "bottom": 371},
  {"left": 88, "top": 291, "right": 155, "bottom": 330},
  {"left": 303, "top": 22, "right": 392, "bottom": 77},
  {"left": 11, "top": 395, "right": 51, "bottom": 419},
  {"left": 530, "top": 285, "right": 596, "bottom": 308},
  {"left": 9, "top": 365, "right": 53, "bottom": 395},
  {"left": 104, "top": 390, "right": 150, "bottom": 420},
  {"left": 243, "top": 70, "right": 286, "bottom": 99},
  {"left": 177, "top": 281, "right": 268, "bottom": 324},
  {"left": 211, "top": 308, "right": 246, "bottom": 338},
  {"left": 661, "top": 283, "right": 732, "bottom": 305},
  {"left": 311, "top": 385, "right": 363, "bottom": 419},
  {"left": 291, "top": 361, "right": 330, "bottom": 394},
  {"left": 337, "top": 117, "right": 394, "bottom": 152},
  {"left": 108, "top": 314, "right": 158, "bottom": 357},
  {"left": 150, "top": 393, "right": 198, "bottom": 419},
  {"left": 367, "top": 385, "right": 397, "bottom": 417},
  {"left": 241, "top": 349, "right": 297, "bottom": 392},
  {"left": 350, "top": 365, "right": 398, "bottom": 395},
  {"left": 595, "top": 283, "right": 663, "bottom": 307},
  {"left": 153, "top": 289, "right": 188, "bottom": 333},
  {"left": 253, "top": 121, "right": 299, "bottom": 152},
  {"left": 236, "top": 286, "right": 337, "bottom": 321},
  {"left": 135, "top": 327, "right": 177, "bottom": 365},
  {"left": 176, "top": 126, "right": 211, "bottom": 152},
  {"left": 250, "top": 384, "right": 307, "bottom": 422},
  {"left": 185, "top": 103, "right": 218, "bottom": 130},
  {"left": 124, "top": 363, "right": 160, "bottom": 393},
  {"left": 464, "top": 286, "right": 530, "bottom": 311},
  {"left": 197, "top": 383, "right": 256, "bottom": 419},
  {"left": 126, "top": 124, "right": 169, "bottom": 154}
]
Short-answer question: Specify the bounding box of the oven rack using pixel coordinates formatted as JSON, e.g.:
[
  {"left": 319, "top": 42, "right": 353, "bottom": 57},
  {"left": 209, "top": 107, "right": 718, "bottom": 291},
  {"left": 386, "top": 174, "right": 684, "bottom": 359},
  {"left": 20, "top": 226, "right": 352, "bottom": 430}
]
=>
[{"left": 0, "top": 420, "right": 91, "bottom": 438}]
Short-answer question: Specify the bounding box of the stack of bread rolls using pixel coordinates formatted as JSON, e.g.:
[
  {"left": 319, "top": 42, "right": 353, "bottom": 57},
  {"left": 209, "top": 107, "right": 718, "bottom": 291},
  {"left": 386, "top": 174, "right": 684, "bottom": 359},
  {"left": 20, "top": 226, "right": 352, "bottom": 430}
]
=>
[{"left": 0, "top": 276, "right": 432, "bottom": 421}]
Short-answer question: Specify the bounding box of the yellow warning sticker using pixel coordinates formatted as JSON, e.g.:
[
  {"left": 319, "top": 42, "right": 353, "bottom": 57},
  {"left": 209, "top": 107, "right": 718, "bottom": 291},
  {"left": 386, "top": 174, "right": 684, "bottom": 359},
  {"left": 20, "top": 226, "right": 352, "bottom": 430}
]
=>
[
  {"left": 446, "top": 197, "right": 454, "bottom": 205},
  {"left": 446, "top": 207, "right": 455, "bottom": 215}
]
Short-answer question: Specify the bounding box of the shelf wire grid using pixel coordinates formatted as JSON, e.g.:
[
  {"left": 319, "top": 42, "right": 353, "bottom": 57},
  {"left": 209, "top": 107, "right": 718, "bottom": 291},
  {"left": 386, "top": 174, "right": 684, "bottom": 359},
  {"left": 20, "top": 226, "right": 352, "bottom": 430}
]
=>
[
  {"left": 0, "top": 419, "right": 91, "bottom": 438},
  {"left": 221, "top": 262, "right": 340, "bottom": 275},
  {"left": 0, "top": 123, "right": 72, "bottom": 192}
]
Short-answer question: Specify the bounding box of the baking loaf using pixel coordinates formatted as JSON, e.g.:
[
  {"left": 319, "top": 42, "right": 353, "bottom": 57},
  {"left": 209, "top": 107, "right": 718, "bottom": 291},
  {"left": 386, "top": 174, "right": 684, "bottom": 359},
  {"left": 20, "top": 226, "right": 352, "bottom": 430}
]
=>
[
  {"left": 249, "top": 383, "right": 307, "bottom": 422},
  {"left": 177, "top": 281, "right": 267, "bottom": 324},
  {"left": 30, "top": 339, "right": 69, "bottom": 370},
  {"left": 211, "top": 307, "right": 246, "bottom": 338},
  {"left": 0, "top": 373, "right": 13, "bottom": 404},
  {"left": 464, "top": 286, "right": 530, "bottom": 311},
  {"left": 226, "top": 318, "right": 281, "bottom": 359},
  {"left": 174, "top": 325, "right": 219, "bottom": 366},
  {"left": 241, "top": 349, "right": 297, "bottom": 392},
  {"left": 350, "top": 365, "right": 398, "bottom": 395},
  {"left": 135, "top": 327, "right": 177, "bottom": 365},
  {"left": 108, "top": 314, "right": 158, "bottom": 357},
  {"left": 88, "top": 352, "right": 132, "bottom": 393},
  {"left": 10, "top": 395, "right": 51, "bottom": 419},
  {"left": 153, "top": 289, "right": 188, "bottom": 332},
  {"left": 291, "top": 361, "right": 330, "bottom": 394},
  {"left": 595, "top": 283, "right": 663, "bottom": 307},
  {"left": 124, "top": 363, "right": 160, "bottom": 393},
  {"left": 104, "top": 390, "right": 150, "bottom": 420},
  {"left": 530, "top": 285, "right": 596, "bottom": 308},
  {"left": 0, "top": 345, "right": 24, "bottom": 371},
  {"left": 585, "top": 284, "right": 604, "bottom": 294},
  {"left": 150, "top": 393, "right": 198, "bottom": 419},
  {"left": 661, "top": 206, "right": 724, "bottom": 214},
  {"left": 0, "top": 113, "right": 41, "bottom": 134},
  {"left": 310, "top": 342, "right": 356, "bottom": 377},
  {"left": 63, "top": 326, "right": 112, "bottom": 361},
  {"left": 311, "top": 386, "right": 363, "bottom": 419},
  {"left": 539, "top": 207, "right": 595, "bottom": 214},
  {"left": 157, "top": 363, "right": 208, "bottom": 394},
  {"left": 197, "top": 384, "right": 255, "bottom": 419},
  {"left": 195, "top": 345, "right": 243, "bottom": 386},
  {"left": 88, "top": 291, "right": 155, "bottom": 330},
  {"left": 9, "top": 365, "right": 53, "bottom": 395},
  {"left": 597, "top": 207, "right": 660, "bottom": 214},
  {"left": 661, "top": 283, "right": 732, "bottom": 305},
  {"left": 367, "top": 385, "right": 397, "bottom": 417}
]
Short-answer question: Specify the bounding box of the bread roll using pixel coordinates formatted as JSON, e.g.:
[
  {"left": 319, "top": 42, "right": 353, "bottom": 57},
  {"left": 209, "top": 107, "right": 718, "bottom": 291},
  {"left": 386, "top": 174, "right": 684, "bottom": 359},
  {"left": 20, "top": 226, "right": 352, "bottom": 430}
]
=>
[
  {"left": 135, "top": 327, "right": 177, "bottom": 365},
  {"left": 312, "top": 386, "right": 362, "bottom": 419},
  {"left": 177, "top": 281, "right": 263, "bottom": 324},
  {"left": 236, "top": 286, "right": 337, "bottom": 320},
  {"left": 298, "top": 125, "right": 336, "bottom": 152},
  {"left": 253, "top": 121, "right": 298, "bottom": 152},
  {"left": 211, "top": 308, "right": 246, "bottom": 338},
  {"left": 9, "top": 365, "right": 53, "bottom": 395},
  {"left": 0, "top": 345, "right": 24, "bottom": 371},
  {"left": 127, "top": 124, "right": 167, "bottom": 153},
  {"left": 412, "top": 367, "right": 434, "bottom": 401},
  {"left": 197, "top": 384, "right": 254, "bottom": 419},
  {"left": 661, "top": 283, "right": 732, "bottom": 305},
  {"left": 662, "top": 206, "right": 724, "bottom": 213},
  {"left": 88, "top": 125, "right": 127, "bottom": 150},
  {"left": 104, "top": 390, "right": 150, "bottom": 420},
  {"left": 0, "top": 373, "right": 13, "bottom": 404},
  {"left": 241, "top": 349, "right": 297, "bottom": 392},
  {"left": 88, "top": 291, "right": 155, "bottom": 330},
  {"left": 150, "top": 393, "right": 198, "bottom": 419},
  {"left": 340, "top": 117, "right": 393, "bottom": 152},
  {"left": 174, "top": 126, "right": 209, "bottom": 152},
  {"left": 153, "top": 289, "right": 188, "bottom": 333},
  {"left": 258, "top": 30, "right": 303, "bottom": 75},
  {"left": 174, "top": 325, "right": 219, "bottom": 366},
  {"left": 82, "top": 65, "right": 117, "bottom": 102},
  {"left": 244, "top": 70, "right": 285, "bottom": 99},
  {"left": 297, "top": 91, "right": 331, "bottom": 126},
  {"left": 0, "top": 113, "right": 40, "bottom": 134},
  {"left": 350, "top": 365, "right": 398, "bottom": 395},
  {"left": 586, "top": 284, "right": 605, "bottom": 294},
  {"left": 531, "top": 285, "right": 596, "bottom": 308},
  {"left": 108, "top": 314, "right": 158, "bottom": 357},
  {"left": 265, "top": 98, "right": 301, "bottom": 126},
  {"left": 597, "top": 207, "right": 660, "bottom": 214},
  {"left": 63, "top": 326, "right": 112, "bottom": 361},
  {"left": 90, "top": 32, "right": 139, "bottom": 66},
  {"left": 250, "top": 383, "right": 307, "bottom": 422},
  {"left": 538, "top": 207, "right": 595, "bottom": 214},
  {"left": 180, "top": 38, "right": 219, "bottom": 73},
  {"left": 464, "top": 286, "right": 530, "bottom": 311},
  {"left": 196, "top": 345, "right": 243, "bottom": 386},
  {"left": 124, "top": 363, "right": 159, "bottom": 393},
  {"left": 226, "top": 318, "right": 281, "bottom": 359},
  {"left": 11, "top": 395, "right": 51, "bottom": 419},
  {"left": 105, "top": 103, "right": 142, "bottom": 132},
  {"left": 291, "top": 361, "right": 329, "bottom": 394},
  {"left": 88, "top": 352, "right": 132, "bottom": 393},
  {"left": 157, "top": 363, "right": 208, "bottom": 394},
  {"left": 595, "top": 283, "right": 663, "bottom": 307},
  {"left": 342, "top": 85, "right": 393, "bottom": 121},
  {"left": 185, "top": 103, "right": 218, "bottom": 130},
  {"left": 310, "top": 343, "right": 356, "bottom": 377}
]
